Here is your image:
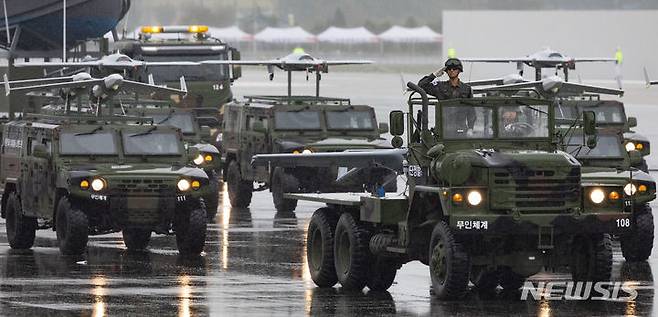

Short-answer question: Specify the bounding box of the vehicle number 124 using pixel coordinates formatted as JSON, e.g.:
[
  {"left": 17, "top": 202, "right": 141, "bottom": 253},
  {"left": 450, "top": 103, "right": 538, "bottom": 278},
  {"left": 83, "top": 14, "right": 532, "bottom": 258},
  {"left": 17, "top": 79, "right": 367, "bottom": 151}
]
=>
[{"left": 616, "top": 218, "right": 631, "bottom": 228}]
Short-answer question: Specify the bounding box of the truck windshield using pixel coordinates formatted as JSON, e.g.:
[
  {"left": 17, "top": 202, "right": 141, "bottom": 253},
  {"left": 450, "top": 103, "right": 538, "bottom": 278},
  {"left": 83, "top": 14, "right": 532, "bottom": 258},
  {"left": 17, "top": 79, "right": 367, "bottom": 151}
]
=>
[
  {"left": 151, "top": 113, "right": 195, "bottom": 134},
  {"left": 145, "top": 54, "right": 229, "bottom": 82},
  {"left": 566, "top": 134, "right": 624, "bottom": 158},
  {"left": 274, "top": 111, "right": 322, "bottom": 130},
  {"left": 581, "top": 103, "right": 625, "bottom": 124},
  {"left": 60, "top": 132, "right": 117, "bottom": 155},
  {"left": 441, "top": 105, "right": 493, "bottom": 139},
  {"left": 326, "top": 110, "right": 374, "bottom": 130},
  {"left": 122, "top": 132, "right": 182, "bottom": 155},
  {"left": 498, "top": 104, "right": 550, "bottom": 138}
]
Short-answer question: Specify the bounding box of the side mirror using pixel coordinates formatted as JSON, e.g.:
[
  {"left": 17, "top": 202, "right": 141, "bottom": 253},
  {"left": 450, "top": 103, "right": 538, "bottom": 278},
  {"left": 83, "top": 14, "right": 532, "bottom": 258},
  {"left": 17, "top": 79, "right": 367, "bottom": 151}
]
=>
[
  {"left": 629, "top": 150, "right": 643, "bottom": 166},
  {"left": 586, "top": 135, "right": 597, "bottom": 149},
  {"left": 378, "top": 122, "right": 389, "bottom": 134},
  {"left": 252, "top": 121, "right": 267, "bottom": 134},
  {"left": 187, "top": 147, "right": 201, "bottom": 163},
  {"left": 33, "top": 144, "right": 49, "bottom": 159},
  {"left": 197, "top": 116, "right": 219, "bottom": 128},
  {"left": 389, "top": 111, "right": 404, "bottom": 136},
  {"left": 628, "top": 117, "right": 637, "bottom": 128},
  {"left": 230, "top": 48, "right": 242, "bottom": 81},
  {"left": 582, "top": 111, "right": 597, "bottom": 136}
]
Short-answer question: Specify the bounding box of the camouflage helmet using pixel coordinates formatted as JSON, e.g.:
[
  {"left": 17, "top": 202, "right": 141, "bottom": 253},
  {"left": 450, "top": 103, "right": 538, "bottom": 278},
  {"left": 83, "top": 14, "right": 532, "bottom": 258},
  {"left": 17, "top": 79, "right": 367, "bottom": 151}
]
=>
[{"left": 445, "top": 58, "right": 464, "bottom": 72}]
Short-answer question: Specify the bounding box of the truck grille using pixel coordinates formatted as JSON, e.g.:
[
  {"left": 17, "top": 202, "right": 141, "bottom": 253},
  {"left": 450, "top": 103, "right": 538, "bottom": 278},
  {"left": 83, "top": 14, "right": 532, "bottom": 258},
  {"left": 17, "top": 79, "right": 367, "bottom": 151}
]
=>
[
  {"left": 490, "top": 167, "right": 580, "bottom": 213},
  {"left": 113, "top": 178, "right": 175, "bottom": 195}
]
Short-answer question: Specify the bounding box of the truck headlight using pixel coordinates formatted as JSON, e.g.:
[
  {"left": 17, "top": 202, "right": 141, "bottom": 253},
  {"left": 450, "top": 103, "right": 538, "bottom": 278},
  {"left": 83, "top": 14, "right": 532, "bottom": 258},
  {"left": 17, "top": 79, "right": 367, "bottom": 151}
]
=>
[
  {"left": 589, "top": 188, "right": 605, "bottom": 204},
  {"left": 624, "top": 183, "right": 637, "bottom": 196},
  {"left": 91, "top": 178, "right": 106, "bottom": 192},
  {"left": 191, "top": 180, "right": 201, "bottom": 190},
  {"left": 625, "top": 142, "right": 636, "bottom": 152},
  {"left": 467, "top": 190, "right": 482, "bottom": 206},
  {"left": 177, "top": 179, "right": 191, "bottom": 191},
  {"left": 204, "top": 154, "right": 213, "bottom": 162},
  {"left": 302, "top": 149, "right": 313, "bottom": 154},
  {"left": 193, "top": 154, "right": 205, "bottom": 165}
]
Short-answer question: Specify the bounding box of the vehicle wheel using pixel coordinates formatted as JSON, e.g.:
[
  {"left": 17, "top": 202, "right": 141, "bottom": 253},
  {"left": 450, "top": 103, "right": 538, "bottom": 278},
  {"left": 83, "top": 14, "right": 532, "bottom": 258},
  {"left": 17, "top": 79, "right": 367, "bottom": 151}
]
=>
[
  {"left": 122, "top": 228, "right": 151, "bottom": 251},
  {"left": 5, "top": 192, "right": 36, "bottom": 250},
  {"left": 271, "top": 167, "right": 299, "bottom": 213},
  {"left": 498, "top": 267, "right": 525, "bottom": 291},
  {"left": 204, "top": 177, "right": 221, "bottom": 222},
  {"left": 621, "top": 205, "right": 654, "bottom": 262},
  {"left": 226, "top": 160, "right": 252, "bottom": 208},
  {"left": 56, "top": 197, "right": 89, "bottom": 255},
  {"left": 570, "top": 234, "right": 612, "bottom": 281},
  {"left": 470, "top": 265, "right": 498, "bottom": 292},
  {"left": 176, "top": 207, "right": 207, "bottom": 255},
  {"left": 334, "top": 212, "right": 371, "bottom": 290},
  {"left": 429, "top": 221, "right": 469, "bottom": 300},
  {"left": 306, "top": 207, "right": 340, "bottom": 287},
  {"left": 366, "top": 258, "right": 398, "bottom": 291}
]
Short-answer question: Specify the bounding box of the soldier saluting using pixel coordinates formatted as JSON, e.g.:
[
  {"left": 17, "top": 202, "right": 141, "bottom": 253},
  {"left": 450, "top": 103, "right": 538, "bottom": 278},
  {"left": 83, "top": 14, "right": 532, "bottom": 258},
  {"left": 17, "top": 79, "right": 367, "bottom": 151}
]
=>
[{"left": 418, "top": 58, "right": 476, "bottom": 137}]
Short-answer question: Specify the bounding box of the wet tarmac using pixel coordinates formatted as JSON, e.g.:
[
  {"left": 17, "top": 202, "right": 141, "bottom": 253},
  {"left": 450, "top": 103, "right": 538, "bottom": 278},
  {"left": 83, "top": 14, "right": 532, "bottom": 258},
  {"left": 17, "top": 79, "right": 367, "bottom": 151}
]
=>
[
  {"left": 1, "top": 185, "right": 657, "bottom": 316},
  {"left": 1, "top": 70, "right": 658, "bottom": 316}
]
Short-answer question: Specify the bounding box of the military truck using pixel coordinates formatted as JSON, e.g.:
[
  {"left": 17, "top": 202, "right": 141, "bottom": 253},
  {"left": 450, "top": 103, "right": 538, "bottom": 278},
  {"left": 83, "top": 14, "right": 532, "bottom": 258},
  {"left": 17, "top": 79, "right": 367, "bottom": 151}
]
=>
[
  {"left": 114, "top": 25, "right": 241, "bottom": 110},
  {"left": 557, "top": 98, "right": 650, "bottom": 171},
  {"left": 0, "top": 114, "right": 210, "bottom": 255},
  {"left": 254, "top": 83, "right": 634, "bottom": 298},
  {"left": 561, "top": 129, "right": 656, "bottom": 261},
  {"left": 221, "top": 95, "right": 394, "bottom": 213},
  {"left": 126, "top": 105, "right": 222, "bottom": 220}
]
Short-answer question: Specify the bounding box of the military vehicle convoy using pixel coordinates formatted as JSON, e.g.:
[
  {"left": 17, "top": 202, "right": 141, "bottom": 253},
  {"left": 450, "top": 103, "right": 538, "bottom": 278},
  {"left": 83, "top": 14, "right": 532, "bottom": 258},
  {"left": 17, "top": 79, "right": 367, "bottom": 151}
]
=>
[
  {"left": 254, "top": 83, "right": 636, "bottom": 299},
  {"left": 0, "top": 115, "right": 210, "bottom": 256},
  {"left": 221, "top": 95, "right": 394, "bottom": 213},
  {"left": 561, "top": 129, "right": 656, "bottom": 261}
]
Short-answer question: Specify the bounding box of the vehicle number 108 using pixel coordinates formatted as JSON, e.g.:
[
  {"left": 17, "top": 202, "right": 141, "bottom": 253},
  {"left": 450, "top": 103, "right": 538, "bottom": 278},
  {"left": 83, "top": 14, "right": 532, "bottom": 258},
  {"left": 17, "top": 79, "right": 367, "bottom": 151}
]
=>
[{"left": 616, "top": 218, "right": 631, "bottom": 228}]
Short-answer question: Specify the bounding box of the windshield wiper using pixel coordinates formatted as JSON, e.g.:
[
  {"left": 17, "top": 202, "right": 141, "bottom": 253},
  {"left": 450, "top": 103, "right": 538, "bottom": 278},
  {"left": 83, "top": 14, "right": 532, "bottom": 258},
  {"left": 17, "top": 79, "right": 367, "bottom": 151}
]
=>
[
  {"left": 129, "top": 126, "right": 158, "bottom": 138},
  {"left": 516, "top": 101, "right": 548, "bottom": 115},
  {"left": 156, "top": 112, "right": 174, "bottom": 124},
  {"left": 75, "top": 126, "right": 103, "bottom": 136}
]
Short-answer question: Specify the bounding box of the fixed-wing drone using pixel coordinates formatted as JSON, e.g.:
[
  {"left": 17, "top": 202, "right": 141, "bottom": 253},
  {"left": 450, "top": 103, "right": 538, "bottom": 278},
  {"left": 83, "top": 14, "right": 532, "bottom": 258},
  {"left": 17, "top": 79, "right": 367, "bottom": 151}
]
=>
[
  {"left": 2, "top": 72, "right": 187, "bottom": 116},
  {"left": 199, "top": 52, "right": 373, "bottom": 97},
  {"left": 472, "top": 75, "right": 623, "bottom": 98},
  {"left": 461, "top": 47, "right": 620, "bottom": 86}
]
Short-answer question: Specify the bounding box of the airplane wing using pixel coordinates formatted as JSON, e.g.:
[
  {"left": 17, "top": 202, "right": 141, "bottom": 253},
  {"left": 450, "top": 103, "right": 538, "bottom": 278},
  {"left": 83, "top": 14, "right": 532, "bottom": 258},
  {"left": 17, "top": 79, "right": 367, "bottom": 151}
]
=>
[
  {"left": 643, "top": 67, "right": 658, "bottom": 86},
  {"left": 198, "top": 60, "right": 280, "bottom": 66},
  {"left": 7, "top": 79, "right": 104, "bottom": 95},
  {"left": 13, "top": 61, "right": 101, "bottom": 68},
  {"left": 460, "top": 58, "right": 530, "bottom": 63},
  {"left": 121, "top": 79, "right": 187, "bottom": 97},
  {"left": 199, "top": 59, "right": 372, "bottom": 67},
  {"left": 573, "top": 58, "right": 617, "bottom": 62},
  {"left": 558, "top": 82, "right": 624, "bottom": 96},
  {"left": 467, "top": 78, "right": 507, "bottom": 86},
  {"left": 252, "top": 148, "right": 406, "bottom": 172},
  {"left": 141, "top": 61, "right": 202, "bottom": 67}
]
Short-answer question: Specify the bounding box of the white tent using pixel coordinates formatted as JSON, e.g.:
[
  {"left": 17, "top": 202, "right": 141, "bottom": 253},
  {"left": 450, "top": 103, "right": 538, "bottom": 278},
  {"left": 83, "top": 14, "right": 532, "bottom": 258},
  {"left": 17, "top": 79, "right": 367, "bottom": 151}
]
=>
[
  {"left": 208, "top": 26, "right": 253, "bottom": 42},
  {"left": 316, "top": 27, "right": 378, "bottom": 44},
  {"left": 378, "top": 26, "right": 442, "bottom": 43},
  {"left": 254, "top": 27, "right": 317, "bottom": 44}
]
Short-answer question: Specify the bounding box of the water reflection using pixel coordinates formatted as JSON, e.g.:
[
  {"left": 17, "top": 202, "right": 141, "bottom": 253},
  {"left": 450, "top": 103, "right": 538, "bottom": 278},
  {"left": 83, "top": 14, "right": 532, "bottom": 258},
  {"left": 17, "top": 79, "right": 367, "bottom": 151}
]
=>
[
  {"left": 307, "top": 288, "right": 396, "bottom": 315},
  {"left": 178, "top": 274, "right": 192, "bottom": 317},
  {"left": 91, "top": 275, "right": 107, "bottom": 317}
]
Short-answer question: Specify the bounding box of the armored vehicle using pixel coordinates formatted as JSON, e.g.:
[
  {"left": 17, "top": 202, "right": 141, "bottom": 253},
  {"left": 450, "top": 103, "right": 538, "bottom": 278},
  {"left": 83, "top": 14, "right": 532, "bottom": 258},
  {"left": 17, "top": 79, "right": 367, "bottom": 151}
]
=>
[
  {"left": 222, "top": 95, "right": 393, "bottom": 213},
  {"left": 127, "top": 105, "right": 222, "bottom": 220},
  {"left": 562, "top": 129, "right": 656, "bottom": 261},
  {"left": 115, "top": 25, "right": 241, "bottom": 110},
  {"left": 1, "top": 115, "right": 210, "bottom": 255},
  {"left": 556, "top": 98, "right": 649, "bottom": 171},
  {"left": 254, "top": 83, "right": 633, "bottom": 298}
]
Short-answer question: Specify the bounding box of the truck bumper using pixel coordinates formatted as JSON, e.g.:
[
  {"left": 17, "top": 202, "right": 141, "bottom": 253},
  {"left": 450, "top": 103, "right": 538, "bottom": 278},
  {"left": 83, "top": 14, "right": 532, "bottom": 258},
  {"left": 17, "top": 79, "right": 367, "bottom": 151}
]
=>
[{"left": 448, "top": 213, "right": 633, "bottom": 235}]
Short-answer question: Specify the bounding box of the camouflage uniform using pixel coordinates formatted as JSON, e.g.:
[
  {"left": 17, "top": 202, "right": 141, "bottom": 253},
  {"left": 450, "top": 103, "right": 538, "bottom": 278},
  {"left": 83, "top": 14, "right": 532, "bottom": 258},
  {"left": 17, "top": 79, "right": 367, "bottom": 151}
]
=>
[{"left": 418, "top": 74, "right": 475, "bottom": 133}]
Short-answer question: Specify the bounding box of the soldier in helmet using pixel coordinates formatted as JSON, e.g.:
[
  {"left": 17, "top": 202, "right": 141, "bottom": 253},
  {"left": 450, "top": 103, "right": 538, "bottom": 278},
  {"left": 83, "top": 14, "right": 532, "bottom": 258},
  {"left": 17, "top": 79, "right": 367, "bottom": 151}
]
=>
[
  {"left": 418, "top": 58, "right": 476, "bottom": 137},
  {"left": 418, "top": 58, "right": 473, "bottom": 100}
]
